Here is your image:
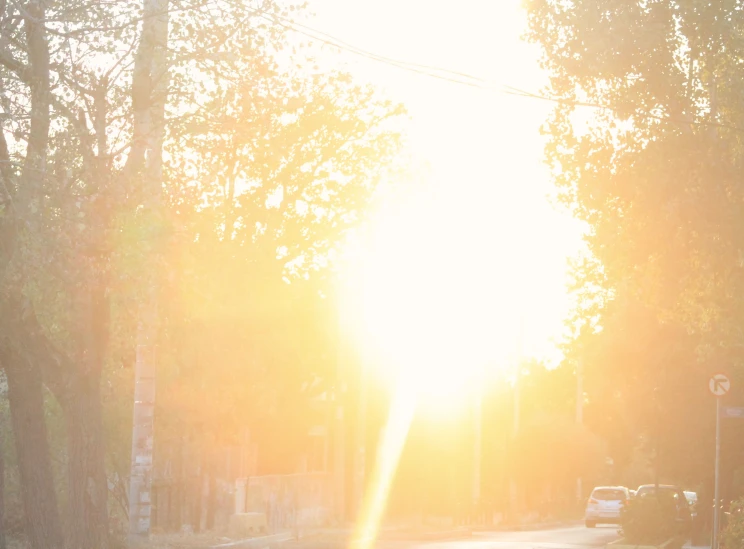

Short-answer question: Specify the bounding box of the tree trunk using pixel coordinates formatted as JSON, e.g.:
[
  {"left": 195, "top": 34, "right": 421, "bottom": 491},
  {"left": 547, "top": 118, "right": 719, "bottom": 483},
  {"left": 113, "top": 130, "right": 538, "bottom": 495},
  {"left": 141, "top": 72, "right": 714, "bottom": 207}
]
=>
[
  {"left": 127, "top": 0, "right": 170, "bottom": 541},
  {"left": 0, "top": 400, "right": 6, "bottom": 549},
  {"left": 6, "top": 288, "right": 111, "bottom": 549},
  {"left": 4, "top": 354, "right": 64, "bottom": 549},
  {"left": 5, "top": 0, "right": 59, "bottom": 544},
  {"left": 66, "top": 371, "right": 110, "bottom": 549}
]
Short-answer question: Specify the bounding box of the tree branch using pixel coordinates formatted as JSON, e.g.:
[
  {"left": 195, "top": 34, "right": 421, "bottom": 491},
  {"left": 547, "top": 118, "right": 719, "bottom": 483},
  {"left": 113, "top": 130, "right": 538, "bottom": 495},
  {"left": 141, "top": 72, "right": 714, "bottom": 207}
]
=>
[
  {"left": 0, "top": 122, "right": 12, "bottom": 203},
  {"left": 0, "top": 49, "right": 29, "bottom": 84}
]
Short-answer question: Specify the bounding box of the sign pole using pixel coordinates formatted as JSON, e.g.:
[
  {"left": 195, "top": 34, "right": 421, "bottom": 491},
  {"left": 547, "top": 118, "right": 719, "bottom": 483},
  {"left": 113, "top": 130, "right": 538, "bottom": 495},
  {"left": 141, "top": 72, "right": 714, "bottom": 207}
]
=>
[
  {"left": 709, "top": 372, "right": 730, "bottom": 549},
  {"left": 713, "top": 397, "right": 721, "bottom": 549}
]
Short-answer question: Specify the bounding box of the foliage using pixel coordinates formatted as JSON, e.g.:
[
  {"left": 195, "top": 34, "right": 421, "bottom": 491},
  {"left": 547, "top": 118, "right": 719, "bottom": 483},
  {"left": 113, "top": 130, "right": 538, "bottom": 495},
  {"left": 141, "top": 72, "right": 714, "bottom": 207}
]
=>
[
  {"left": 525, "top": 0, "right": 744, "bottom": 344},
  {"left": 0, "top": 0, "right": 405, "bottom": 543},
  {"left": 526, "top": 0, "right": 744, "bottom": 490},
  {"left": 622, "top": 495, "right": 678, "bottom": 546},
  {"left": 579, "top": 298, "right": 716, "bottom": 486},
  {"left": 151, "top": 18, "right": 404, "bottom": 473},
  {"left": 721, "top": 498, "right": 744, "bottom": 549},
  {"left": 507, "top": 362, "right": 606, "bottom": 508},
  {"left": 511, "top": 413, "right": 604, "bottom": 497}
]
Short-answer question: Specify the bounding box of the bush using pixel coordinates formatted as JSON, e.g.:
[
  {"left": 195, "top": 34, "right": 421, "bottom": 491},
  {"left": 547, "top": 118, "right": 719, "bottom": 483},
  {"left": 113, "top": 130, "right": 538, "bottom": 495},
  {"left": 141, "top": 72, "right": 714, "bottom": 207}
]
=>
[
  {"left": 721, "top": 498, "right": 744, "bottom": 549},
  {"left": 622, "top": 496, "right": 678, "bottom": 545}
]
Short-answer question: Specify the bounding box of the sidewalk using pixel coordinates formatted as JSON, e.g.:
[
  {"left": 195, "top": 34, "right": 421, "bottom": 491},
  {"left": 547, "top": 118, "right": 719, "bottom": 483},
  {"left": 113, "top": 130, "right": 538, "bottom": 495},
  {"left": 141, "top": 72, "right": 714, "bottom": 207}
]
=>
[{"left": 683, "top": 542, "right": 711, "bottom": 549}]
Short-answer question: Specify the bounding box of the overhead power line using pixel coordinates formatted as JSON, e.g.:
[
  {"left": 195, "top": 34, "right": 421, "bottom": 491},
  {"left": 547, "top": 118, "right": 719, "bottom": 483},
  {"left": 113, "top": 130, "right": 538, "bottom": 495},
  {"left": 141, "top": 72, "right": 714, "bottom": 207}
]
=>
[
  {"left": 255, "top": 9, "right": 496, "bottom": 89},
  {"left": 234, "top": 1, "right": 744, "bottom": 134}
]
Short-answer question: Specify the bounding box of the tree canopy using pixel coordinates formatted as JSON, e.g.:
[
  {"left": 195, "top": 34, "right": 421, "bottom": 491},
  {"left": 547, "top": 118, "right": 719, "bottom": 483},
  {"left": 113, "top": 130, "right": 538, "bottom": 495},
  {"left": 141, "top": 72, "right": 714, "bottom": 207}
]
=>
[
  {"left": 0, "top": 0, "right": 405, "bottom": 545},
  {"left": 526, "top": 0, "right": 744, "bottom": 491}
]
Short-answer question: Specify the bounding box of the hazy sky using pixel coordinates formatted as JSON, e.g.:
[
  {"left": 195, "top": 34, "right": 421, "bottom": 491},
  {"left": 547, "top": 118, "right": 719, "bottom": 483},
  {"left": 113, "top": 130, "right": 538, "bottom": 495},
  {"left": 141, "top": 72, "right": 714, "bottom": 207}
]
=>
[{"left": 309, "top": 0, "right": 585, "bottom": 369}]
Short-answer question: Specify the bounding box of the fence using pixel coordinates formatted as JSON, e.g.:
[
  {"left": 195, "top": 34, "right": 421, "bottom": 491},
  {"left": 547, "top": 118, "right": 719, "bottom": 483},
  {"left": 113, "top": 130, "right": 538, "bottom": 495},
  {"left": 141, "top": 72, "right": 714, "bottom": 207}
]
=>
[{"left": 239, "top": 473, "right": 333, "bottom": 534}]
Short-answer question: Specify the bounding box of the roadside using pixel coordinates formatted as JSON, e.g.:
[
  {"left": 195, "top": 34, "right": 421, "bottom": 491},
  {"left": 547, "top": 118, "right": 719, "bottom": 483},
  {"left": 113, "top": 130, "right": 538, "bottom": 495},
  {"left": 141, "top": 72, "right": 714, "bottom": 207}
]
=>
[
  {"left": 148, "top": 515, "right": 589, "bottom": 549},
  {"left": 478, "top": 519, "right": 584, "bottom": 532},
  {"left": 683, "top": 541, "right": 711, "bottom": 549},
  {"left": 147, "top": 525, "right": 469, "bottom": 549}
]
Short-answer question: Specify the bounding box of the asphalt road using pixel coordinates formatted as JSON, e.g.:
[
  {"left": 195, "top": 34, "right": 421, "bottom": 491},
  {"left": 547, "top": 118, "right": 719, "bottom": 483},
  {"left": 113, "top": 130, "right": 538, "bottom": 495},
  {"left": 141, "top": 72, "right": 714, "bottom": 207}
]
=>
[{"left": 377, "top": 524, "right": 621, "bottom": 549}]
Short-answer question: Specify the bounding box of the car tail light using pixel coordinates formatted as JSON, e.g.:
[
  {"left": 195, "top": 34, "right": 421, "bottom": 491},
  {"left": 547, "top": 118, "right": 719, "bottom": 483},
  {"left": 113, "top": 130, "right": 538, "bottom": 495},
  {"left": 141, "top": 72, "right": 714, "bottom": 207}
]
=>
[{"left": 589, "top": 498, "right": 598, "bottom": 505}]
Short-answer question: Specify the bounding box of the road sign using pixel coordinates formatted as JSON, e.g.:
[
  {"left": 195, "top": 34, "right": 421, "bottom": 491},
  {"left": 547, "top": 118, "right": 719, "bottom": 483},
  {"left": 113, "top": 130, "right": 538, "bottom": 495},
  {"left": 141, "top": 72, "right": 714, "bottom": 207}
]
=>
[
  {"left": 721, "top": 406, "right": 744, "bottom": 419},
  {"left": 709, "top": 373, "right": 731, "bottom": 397}
]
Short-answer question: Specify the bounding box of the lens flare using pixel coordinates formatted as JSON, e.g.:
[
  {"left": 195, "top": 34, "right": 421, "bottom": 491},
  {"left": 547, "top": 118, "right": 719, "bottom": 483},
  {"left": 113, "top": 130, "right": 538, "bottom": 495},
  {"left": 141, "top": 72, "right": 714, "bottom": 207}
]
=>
[{"left": 352, "top": 372, "right": 418, "bottom": 549}]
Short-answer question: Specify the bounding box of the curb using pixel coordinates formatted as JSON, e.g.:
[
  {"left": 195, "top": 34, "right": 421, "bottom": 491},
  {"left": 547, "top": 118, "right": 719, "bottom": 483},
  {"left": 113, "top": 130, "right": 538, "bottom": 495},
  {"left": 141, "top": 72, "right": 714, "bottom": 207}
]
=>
[
  {"left": 477, "top": 519, "right": 583, "bottom": 532},
  {"left": 610, "top": 536, "right": 681, "bottom": 549},
  {"left": 184, "top": 519, "right": 574, "bottom": 549},
  {"left": 163, "top": 533, "right": 294, "bottom": 549},
  {"left": 207, "top": 528, "right": 343, "bottom": 549},
  {"left": 381, "top": 528, "right": 472, "bottom": 541},
  {"left": 270, "top": 527, "right": 472, "bottom": 548},
  {"left": 207, "top": 533, "right": 294, "bottom": 549}
]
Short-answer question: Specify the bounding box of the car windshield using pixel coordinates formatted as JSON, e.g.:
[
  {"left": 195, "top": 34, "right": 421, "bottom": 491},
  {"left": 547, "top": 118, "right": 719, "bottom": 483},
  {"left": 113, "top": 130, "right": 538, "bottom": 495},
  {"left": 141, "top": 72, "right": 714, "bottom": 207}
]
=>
[
  {"left": 592, "top": 489, "right": 626, "bottom": 501},
  {"left": 637, "top": 487, "right": 680, "bottom": 500}
]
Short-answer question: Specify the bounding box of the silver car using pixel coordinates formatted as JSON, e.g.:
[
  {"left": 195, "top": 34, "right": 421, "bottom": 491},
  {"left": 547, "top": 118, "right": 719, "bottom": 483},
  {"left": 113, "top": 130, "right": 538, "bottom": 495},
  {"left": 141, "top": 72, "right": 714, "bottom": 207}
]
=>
[{"left": 585, "top": 486, "right": 630, "bottom": 527}]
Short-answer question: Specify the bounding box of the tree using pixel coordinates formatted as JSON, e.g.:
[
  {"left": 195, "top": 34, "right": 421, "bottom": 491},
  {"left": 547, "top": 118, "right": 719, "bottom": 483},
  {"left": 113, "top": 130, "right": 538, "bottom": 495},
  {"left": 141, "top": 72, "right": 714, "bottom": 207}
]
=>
[
  {"left": 509, "top": 362, "right": 605, "bottom": 511},
  {"left": 0, "top": 0, "right": 403, "bottom": 545},
  {"left": 0, "top": 0, "right": 65, "bottom": 545},
  {"left": 144, "top": 38, "right": 403, "bottom": 522},
  {"left": 526, "top": 0, "right": 744, "bottom": 489},
  {"left": 149, "top": 0, "right": 402, "bottom": 474},
  {"left": 526, "top": 0, "right": 744, "bottom": 343}
]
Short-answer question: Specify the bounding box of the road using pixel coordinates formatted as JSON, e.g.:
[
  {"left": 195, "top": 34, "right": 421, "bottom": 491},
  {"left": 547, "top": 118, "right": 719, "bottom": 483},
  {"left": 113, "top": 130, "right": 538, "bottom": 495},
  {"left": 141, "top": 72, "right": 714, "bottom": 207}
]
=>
[
  {"left": 289, "top": 523, "right": 620, "bottom": 549},
  {"left": 377, "top": 524, "right": 620, "bottom": 549}
]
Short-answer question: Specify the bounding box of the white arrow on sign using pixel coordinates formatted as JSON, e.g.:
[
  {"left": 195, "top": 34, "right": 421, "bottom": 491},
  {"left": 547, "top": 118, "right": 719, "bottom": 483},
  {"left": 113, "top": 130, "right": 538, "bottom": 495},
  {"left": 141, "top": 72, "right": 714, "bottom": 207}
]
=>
[{"left": 709, "top": 373, "right": 731, "bottom": 397}]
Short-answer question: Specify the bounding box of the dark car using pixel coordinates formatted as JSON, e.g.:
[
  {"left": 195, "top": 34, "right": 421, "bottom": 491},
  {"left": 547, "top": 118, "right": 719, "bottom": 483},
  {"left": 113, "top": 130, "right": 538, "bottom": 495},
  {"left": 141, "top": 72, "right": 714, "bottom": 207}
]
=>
[
  {"left": 635, "top": 484, "right": 692, "bottom": 533},
  {"left": 684, "top": 491, "right": 698, "bottom": 518}
]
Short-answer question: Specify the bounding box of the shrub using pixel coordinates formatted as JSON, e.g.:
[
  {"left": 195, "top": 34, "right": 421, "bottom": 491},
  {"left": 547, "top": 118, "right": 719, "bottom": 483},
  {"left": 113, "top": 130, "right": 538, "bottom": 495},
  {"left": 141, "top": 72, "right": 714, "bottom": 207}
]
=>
[
  {"left": 721, "top": 498, "right": 744, "bottom": 549},
  {"left": 622, "top": 495, "right": 678, "bottom": 545}
]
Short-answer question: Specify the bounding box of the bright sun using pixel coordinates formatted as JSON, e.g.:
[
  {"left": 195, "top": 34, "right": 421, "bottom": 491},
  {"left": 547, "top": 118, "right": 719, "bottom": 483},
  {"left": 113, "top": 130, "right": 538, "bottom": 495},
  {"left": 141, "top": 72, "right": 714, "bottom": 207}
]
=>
[
  {"left": 321, "top": 1, "right": 584, "bottom": 545},
  {"left": 320, "top": 1, "right": 588, "bottom": 544},
  {"left": 321, "top": 0, "right": 582, "bottom": 408},
  {"left": 341, "top": 182, "right": 531, "bottom": 406},
  {"left": 339, "top": 180, "right": 548, "bottom": 549}
]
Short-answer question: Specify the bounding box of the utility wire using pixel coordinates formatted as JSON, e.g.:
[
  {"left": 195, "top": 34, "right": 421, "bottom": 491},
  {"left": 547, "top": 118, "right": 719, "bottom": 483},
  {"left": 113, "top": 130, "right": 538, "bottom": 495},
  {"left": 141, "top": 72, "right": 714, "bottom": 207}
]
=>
[
  {"left": 254, "top": 7, "right": 744, "bottom": 134},
  {"left": 264, "top": 11, "right": 492, "bottom": 86}
]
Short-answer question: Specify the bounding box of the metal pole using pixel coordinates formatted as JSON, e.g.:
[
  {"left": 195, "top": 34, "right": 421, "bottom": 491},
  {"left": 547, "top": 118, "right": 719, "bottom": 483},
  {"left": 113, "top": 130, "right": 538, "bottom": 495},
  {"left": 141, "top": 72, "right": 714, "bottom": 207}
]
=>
[
  {"left": 514, "top": 317, "right": 524, "bottom": 436},
  {"left": 576, "top": 359, "right": 583, "bottom": 504},
  {"left": 713, "top": 397, "right": 721, "bottom": 549},
  {"left": 335, "top": 306, "right": 346, "bottom": 525},
  {"left": 509, "top": 318, "right": 524, "bottom": 518},
  {"left": 576, "top": 359, "right": 583, "bottom": 425},
  {"left": 473, "top": 390, "right": 482, "bottom": 507},
  {"left": 353, "top": 356, "right": 366, "bottom": 520},
  {"left": 655, "top": 392, "right": 660, "bottom": 494}
]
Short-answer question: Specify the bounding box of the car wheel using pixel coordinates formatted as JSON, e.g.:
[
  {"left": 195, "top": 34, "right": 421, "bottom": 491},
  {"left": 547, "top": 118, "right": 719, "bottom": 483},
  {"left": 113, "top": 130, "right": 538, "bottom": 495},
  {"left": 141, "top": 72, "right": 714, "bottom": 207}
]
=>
[{"left": 586, "top": 520, "right": 596, "bottom": 528}]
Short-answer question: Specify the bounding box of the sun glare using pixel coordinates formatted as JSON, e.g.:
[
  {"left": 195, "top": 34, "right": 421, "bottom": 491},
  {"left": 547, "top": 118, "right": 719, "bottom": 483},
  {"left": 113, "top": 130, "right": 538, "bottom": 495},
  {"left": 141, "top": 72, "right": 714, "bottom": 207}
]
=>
[
  {"left": 341, "top": 184, "right": 531, "bottom": 407},
  {"left": 327, "top": 0, "right": 585, "bottom": 544},
  {"left": 353, "top": 375, "right": 417, "bottom": 549}
]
